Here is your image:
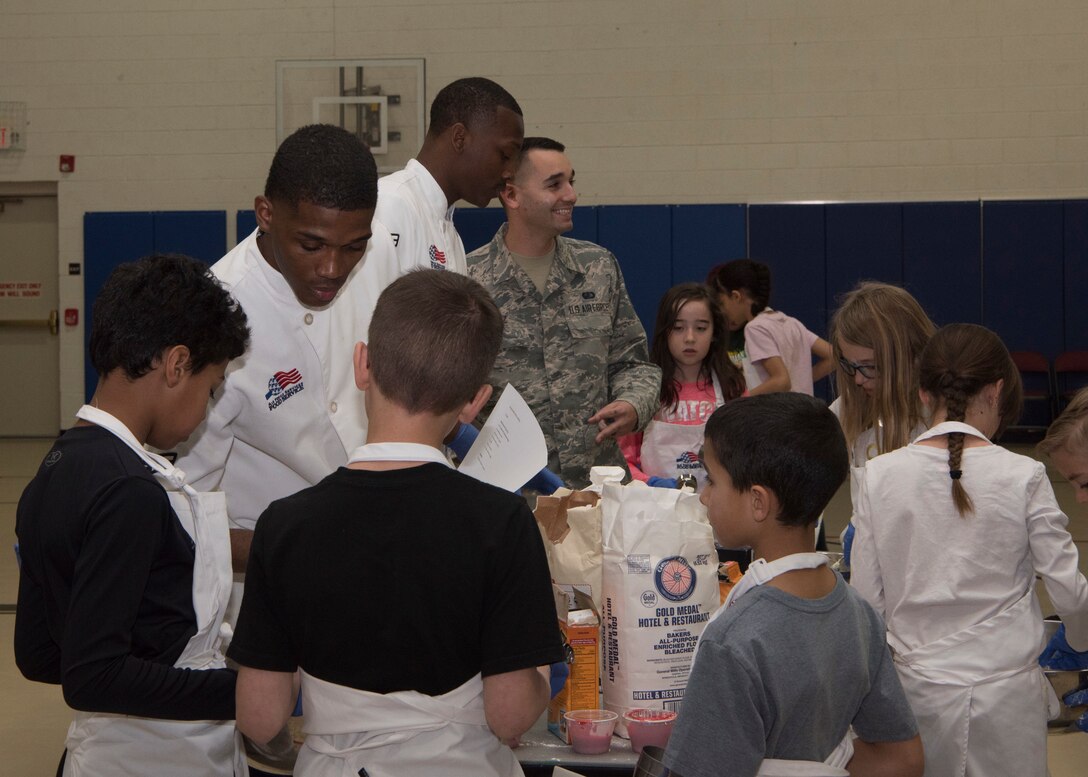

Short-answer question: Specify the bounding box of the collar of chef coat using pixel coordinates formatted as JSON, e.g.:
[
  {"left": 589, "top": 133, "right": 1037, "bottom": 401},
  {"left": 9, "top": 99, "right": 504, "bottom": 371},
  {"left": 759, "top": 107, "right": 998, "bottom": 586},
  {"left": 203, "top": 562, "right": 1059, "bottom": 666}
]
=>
[{"left": 404, "top": 158, "right": 457, "bottom": 223}]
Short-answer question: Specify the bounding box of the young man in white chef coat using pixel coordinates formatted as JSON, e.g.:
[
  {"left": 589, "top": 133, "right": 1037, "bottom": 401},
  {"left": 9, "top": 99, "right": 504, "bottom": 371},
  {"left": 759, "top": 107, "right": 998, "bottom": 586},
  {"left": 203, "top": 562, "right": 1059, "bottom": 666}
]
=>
[
  {"left": 229, "top": 269, "right": 566, "bottom": 777},
  {"left": 369, "top": 76, "right": 524, "bottom": 277},
  {"left": 174, "top": 123, "right": 396, "bottom": 573},
  {"left": 15, "top": 254, "right": 250, "bottom": 776}
]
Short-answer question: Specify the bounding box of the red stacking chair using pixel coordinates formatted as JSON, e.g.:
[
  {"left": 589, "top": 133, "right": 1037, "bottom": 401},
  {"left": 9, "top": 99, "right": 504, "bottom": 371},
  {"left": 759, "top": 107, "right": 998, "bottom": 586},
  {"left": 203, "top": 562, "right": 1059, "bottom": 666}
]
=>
[
  {"left": 1006, "top": 351, "right": 1054, "bottom": 438},
  {"left": 1054, "top": 350, "right": 1088, "bottom": 413}
]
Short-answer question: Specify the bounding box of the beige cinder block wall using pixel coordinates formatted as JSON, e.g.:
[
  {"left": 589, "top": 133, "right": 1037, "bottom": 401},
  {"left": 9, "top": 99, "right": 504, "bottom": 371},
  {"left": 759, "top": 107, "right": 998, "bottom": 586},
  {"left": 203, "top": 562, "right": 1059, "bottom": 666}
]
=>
[{"left": 1, "top": 0, "right": 1086, "bottom": 420}]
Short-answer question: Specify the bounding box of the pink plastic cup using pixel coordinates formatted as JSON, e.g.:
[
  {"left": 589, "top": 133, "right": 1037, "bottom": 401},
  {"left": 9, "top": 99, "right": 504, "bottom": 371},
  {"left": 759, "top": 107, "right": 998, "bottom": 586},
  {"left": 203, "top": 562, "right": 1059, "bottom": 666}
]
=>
[
  {"left": 563, "top": 709, "right": 619, "bottom": 754},
  {"left": 623, "top": 708, "right": 678, "bottom": 754}
]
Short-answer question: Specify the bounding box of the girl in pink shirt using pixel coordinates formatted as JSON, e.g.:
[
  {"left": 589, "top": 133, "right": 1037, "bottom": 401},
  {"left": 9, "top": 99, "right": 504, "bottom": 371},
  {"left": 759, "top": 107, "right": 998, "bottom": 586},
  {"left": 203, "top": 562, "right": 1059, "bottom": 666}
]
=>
[
  {"left": 620, "top": 283, "right": 745, "bottom": 490},
  {"left": 707, "top": 259, "right": 835, "bottom": 396}
]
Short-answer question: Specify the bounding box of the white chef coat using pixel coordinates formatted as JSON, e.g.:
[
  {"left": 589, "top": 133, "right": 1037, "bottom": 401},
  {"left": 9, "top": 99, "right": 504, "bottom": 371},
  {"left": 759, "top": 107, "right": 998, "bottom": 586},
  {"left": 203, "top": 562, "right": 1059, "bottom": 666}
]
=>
[
  {"left": 174, "top": 227, "right": 396, "bottom": 531},
  {"left": 64, "top": 406, "right": 246, "bottom": 777},
  {"left": 852, "top": 421, "right": 1088, "bottom": 777},
  {"left": 372, "top": 158, "right": 467, "bottom": 277}
]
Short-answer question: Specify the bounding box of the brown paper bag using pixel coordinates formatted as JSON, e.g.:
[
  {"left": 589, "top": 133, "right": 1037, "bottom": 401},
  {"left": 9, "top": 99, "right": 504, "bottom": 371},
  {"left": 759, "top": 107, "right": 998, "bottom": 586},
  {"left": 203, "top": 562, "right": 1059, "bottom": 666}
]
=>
[{"left": 534, "top": 488, "right": 604, "bottom": 613}]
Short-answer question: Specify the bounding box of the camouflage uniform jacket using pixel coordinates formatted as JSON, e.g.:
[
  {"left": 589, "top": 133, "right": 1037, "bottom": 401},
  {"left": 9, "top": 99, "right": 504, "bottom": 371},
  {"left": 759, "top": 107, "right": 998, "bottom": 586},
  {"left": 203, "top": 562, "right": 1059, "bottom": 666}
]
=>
[{"left": 467, "top": 224, "right": 661, "bottom": 489}]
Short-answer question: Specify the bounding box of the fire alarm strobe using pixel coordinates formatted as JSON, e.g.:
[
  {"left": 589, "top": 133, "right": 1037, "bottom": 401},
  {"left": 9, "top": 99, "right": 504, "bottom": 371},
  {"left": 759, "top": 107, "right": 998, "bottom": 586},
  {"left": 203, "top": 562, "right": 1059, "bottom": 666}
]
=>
[{"left": 59, "top": 155, "right": 75, "bottom": 173}]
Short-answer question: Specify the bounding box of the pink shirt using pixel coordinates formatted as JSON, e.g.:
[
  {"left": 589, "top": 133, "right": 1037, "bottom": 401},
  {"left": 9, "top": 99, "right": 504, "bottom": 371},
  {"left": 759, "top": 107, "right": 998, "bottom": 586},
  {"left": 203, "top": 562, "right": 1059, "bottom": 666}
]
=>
[
  {"left": 744, "top": 309, "right": 819, "bottom": 395},
  {"left": 620, "top": 379, "right": 718, "bottom": 481}
]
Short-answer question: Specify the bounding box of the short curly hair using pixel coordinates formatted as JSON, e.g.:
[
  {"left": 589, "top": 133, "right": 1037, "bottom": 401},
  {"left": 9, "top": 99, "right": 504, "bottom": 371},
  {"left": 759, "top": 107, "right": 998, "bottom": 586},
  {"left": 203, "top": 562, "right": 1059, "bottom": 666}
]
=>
[
  {"left": 90, "top": 253, "right": 250, "bottom": 379},
  {"left": 264, "top": 124, "right": 378, "bottom": 211},
  {"left": 428, "top": 77, "right": 522, "bottom": 136}
]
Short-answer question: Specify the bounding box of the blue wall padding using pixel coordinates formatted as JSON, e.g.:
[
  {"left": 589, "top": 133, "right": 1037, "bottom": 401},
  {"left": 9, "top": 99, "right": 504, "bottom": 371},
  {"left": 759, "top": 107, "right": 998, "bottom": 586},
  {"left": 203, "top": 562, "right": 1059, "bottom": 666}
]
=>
[
  {"left": 825, "top": 204, "right": 903, "bottom": 326},
  {"left": 1063, "top": 200, "right": 1088, "bottom": 352},
  {"left": 237, "top": 210, "right": 257, "bottom": 243},
  {"left": 453, "top": 207, "right": 507, "bottom": 255},
  {"left": 567, "top": 206, "right": 599, "bottom": 245},
  {"left": 85, "top": 198, "right": 1088, "bottom": 408},
  {"left": 747, "top": 204, "right": 828, "bottom": 338},
  {"left": 597, "top": 205, "right": 673, "bottom": 335},
  {"left": 670, "top": 204, "right": 747, "bottom": 286},
  {"left": 152, "top": 211, "right": 226, "bottom": 264},
  {"left": 82, "top": 211, "right": 226, "bottom": 401},
  {"left": 903, "top": 202, "right": 982, "bottom": 326},
  {"left": 982, "top": 200, "right": 1064, "bottom": 359},
  {"left": 83, "top": 212, "right": 155, "bottom": 401}
]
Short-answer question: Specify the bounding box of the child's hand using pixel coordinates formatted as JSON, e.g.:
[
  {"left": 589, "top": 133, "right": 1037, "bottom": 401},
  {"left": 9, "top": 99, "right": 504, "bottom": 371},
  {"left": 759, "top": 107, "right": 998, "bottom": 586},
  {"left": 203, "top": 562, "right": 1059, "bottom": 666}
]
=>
[{"left": 1038, "top": 623, "right": 1088, "bottom": 670}]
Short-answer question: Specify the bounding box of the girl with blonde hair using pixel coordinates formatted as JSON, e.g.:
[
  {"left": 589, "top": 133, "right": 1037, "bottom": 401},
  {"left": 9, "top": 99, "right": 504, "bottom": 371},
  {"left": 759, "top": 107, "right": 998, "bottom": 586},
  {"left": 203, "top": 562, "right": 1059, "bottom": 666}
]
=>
[{"left": 828, "top": 282, "right": 936, "bottom": 569}]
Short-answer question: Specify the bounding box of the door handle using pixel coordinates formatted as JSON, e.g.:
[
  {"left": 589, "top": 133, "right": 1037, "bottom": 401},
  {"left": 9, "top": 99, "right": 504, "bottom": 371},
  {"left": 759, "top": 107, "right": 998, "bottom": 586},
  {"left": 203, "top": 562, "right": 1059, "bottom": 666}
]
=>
[{"left": 0, "top": 310, "right": 58, "bottom": 335}]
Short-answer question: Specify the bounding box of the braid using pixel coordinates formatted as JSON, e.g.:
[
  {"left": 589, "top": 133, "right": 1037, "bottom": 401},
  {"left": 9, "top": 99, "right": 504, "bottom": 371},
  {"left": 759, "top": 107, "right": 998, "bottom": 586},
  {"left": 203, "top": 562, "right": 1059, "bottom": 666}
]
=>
[{"left": 941, "top": 377, "right": 975, "bottom": 517}]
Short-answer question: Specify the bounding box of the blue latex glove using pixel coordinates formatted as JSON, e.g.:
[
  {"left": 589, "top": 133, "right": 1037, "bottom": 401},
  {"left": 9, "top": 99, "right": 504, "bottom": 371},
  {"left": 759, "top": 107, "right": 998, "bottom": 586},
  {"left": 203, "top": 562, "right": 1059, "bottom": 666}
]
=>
[
  {"left": 447, "top": 423, "right": 479, "bottom": 460},
  {"left": 647, "top": 476, "right": 678, "bottom": 489},
  {"left": 13, "top": 542, "right": 20, "bottom": 568},
  {"left": 292, "top": 690, "right": 303, "bottom": 717},
  {"left": 524, "top": 467, "right": 564, "bottom": 495},
  {"left": 1038, "top": 623, "right": 1088, "bottom": 670},
  {"left": 1062, "top": 687, "right": 1088, "bottom": 732},
  {"left": 549, "top": 660, "right": 570, "bottom": 699},
  {"left": 842, "top": 523, "right": 856, "bottom": 569}
]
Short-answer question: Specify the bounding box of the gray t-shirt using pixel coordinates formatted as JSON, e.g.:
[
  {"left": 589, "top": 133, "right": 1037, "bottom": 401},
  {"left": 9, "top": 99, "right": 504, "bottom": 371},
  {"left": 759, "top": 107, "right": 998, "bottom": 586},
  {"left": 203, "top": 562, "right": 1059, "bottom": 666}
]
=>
[{"left": 664, "top": 575, "right": 916, "bottom": 777}]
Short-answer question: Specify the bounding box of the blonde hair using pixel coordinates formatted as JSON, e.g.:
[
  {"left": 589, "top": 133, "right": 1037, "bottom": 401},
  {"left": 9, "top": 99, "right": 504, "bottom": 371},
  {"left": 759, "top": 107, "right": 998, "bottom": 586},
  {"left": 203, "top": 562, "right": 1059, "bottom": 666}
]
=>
[
  {"left": 830, "top": 282, "right": 936, "bottom": 455},
  {"left": 1039, "top": 387, "right": 1088, "bottom": 459}
]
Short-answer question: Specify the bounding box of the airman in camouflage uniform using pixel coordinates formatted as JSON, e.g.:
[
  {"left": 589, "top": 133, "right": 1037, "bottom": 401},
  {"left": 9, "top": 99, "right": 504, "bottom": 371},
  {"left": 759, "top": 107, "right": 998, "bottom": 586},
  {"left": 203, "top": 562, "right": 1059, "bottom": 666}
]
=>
[{"left": 466, "top": 138, "right": 660, "bottom": 489}]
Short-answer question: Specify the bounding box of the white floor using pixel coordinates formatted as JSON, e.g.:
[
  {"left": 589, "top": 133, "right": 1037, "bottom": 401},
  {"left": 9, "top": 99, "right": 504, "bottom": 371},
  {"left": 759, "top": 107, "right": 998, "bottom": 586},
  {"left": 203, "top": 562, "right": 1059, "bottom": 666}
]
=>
[{"left": 3, "top": 437, "right": 1088, "bottom": 775}]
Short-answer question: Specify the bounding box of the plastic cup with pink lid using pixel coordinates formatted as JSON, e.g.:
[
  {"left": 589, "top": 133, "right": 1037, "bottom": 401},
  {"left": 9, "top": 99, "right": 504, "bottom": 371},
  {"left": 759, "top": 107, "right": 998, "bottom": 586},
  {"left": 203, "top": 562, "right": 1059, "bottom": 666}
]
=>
[
  {"left": 623, "top": 708, "right": 678, "bottom": 754},
  {"left": 563, "top": 709, "right": 619, "bottom": 754}
]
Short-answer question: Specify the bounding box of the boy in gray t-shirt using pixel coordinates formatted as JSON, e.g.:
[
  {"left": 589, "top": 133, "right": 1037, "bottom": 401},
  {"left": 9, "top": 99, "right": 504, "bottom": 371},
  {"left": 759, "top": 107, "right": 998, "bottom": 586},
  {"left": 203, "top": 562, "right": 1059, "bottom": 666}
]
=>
[{"left": 664, "top": 394, "right": 922, "bottom": 777}]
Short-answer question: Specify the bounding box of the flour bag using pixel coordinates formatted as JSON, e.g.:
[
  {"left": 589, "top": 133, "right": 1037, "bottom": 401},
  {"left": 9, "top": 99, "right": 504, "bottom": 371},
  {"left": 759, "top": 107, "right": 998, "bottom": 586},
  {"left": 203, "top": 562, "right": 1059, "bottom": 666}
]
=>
[{"left": 600, "top": 480, "right": 718, "bottom": 736}]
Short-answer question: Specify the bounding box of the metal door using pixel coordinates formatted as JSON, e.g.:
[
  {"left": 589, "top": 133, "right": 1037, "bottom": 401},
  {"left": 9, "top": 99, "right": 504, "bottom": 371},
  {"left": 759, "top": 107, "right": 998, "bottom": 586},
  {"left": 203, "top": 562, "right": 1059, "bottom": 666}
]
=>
[{"left": 0, "top": 195, "right": 59, "bottom": 435}]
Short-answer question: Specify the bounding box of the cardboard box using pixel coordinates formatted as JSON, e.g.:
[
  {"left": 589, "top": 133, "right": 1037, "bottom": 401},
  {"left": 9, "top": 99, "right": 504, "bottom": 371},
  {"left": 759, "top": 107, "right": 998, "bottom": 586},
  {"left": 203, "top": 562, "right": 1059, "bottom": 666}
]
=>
[{"left": 548, "top": 587, "right": 601, "bottom": 742}]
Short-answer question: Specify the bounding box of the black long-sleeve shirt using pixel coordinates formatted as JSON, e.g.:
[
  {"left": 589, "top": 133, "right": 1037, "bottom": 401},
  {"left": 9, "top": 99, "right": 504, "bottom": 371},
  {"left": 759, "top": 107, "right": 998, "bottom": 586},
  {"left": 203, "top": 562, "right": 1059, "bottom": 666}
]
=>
[{"left": 14, "top": 425, "right": 235, "bottom": 720}]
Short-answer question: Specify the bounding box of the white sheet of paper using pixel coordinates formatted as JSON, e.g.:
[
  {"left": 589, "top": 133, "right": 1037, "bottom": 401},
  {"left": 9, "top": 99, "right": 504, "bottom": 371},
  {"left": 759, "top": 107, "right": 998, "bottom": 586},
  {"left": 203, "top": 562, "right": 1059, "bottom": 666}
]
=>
[{"left": 458, "top": 383, "right": 548, "bottom": 491}]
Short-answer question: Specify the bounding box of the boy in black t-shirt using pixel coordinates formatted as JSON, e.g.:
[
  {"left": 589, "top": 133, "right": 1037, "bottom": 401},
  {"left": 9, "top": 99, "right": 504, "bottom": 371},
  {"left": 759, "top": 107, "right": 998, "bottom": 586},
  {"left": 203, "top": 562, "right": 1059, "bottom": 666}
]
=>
[{"left": 229, "top": 269, "right": 566, "bottom": 777}]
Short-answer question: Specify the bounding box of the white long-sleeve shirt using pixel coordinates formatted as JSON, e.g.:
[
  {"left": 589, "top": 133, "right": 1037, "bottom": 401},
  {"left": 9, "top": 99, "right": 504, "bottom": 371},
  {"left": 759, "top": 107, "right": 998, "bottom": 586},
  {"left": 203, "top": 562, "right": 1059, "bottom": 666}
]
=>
[{"left": 852, "top": 430, "right": 1088, "bottom": 651}]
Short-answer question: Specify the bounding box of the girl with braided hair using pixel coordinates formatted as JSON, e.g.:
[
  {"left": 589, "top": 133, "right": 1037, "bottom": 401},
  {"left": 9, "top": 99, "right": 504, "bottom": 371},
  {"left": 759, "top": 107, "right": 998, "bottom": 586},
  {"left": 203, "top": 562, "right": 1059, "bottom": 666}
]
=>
[{"left": 851, "top": 323, "right": 1088, "bottom": 777}]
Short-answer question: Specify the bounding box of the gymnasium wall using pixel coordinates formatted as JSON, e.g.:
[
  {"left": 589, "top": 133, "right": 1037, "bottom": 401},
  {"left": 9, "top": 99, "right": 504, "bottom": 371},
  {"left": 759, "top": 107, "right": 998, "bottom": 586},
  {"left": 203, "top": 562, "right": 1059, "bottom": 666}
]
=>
[{"left": 5, "top": 1, "right": 1088, "bottom": 416}]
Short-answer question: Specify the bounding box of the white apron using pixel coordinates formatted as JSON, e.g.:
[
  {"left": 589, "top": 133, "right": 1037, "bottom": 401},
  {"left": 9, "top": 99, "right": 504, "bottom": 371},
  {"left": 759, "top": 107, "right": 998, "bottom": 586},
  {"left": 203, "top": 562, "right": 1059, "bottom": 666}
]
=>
[
  {"left": 291, "top": 441, "right": 520, "bottom": 777},
  {"left": 884, "top": 422, "right": 1050, "bottom": 777},
  {"left": 640, "top": 373, "right": 724, "bottom": 490},
  {"left": 64, "top": 406, "right": 246, "bottom": 777},
  {"left": 704, "top": 553, "right": 855, "bottom": 777}
]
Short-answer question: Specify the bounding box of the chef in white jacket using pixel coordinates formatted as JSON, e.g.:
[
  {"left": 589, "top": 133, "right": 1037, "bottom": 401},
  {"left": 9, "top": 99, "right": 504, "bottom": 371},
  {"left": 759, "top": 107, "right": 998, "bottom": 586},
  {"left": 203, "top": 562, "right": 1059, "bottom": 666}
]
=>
[
  {"left": 175, "top": 124, "right": 395, "bottom": 572},
  {"left": 368, "top": 76, "right": 523, "bottom": 279},
  {"left": 852, "top": 323, "right": 1088, "bottom": 777}
]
